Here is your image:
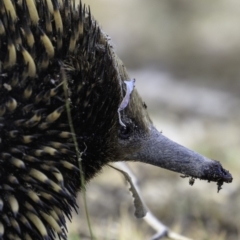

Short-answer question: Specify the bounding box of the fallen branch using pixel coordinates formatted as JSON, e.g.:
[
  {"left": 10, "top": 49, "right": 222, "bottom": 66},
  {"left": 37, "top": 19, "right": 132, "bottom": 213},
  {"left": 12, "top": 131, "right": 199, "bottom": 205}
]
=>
[{"left": 111, "top": 162, "right": 193, "bottom": 240}]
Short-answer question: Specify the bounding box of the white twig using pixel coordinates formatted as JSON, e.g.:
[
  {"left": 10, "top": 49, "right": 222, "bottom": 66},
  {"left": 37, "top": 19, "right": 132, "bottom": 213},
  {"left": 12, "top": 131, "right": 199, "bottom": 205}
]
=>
[{"left": 111, "top": 162, "right": 193, "bottom": 240}]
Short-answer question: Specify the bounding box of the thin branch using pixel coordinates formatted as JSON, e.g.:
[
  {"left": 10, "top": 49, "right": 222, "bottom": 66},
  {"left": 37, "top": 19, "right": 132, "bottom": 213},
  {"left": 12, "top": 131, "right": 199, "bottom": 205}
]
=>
[{"left": 111, "top": 162, "right": 193, "bottom": 240}]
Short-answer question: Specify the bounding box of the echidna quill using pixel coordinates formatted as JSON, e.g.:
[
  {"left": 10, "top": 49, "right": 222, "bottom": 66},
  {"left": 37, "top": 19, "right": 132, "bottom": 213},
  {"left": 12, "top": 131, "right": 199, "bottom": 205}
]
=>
[{"left": 0, "top": 0, "right": 232, "bottom": 239}]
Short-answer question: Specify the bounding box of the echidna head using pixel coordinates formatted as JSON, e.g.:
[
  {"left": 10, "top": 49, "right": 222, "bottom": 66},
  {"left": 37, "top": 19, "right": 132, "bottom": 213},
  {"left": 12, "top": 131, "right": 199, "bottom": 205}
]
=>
[{"left": 0, "top": 0, "right": 232, "bottom": 239}]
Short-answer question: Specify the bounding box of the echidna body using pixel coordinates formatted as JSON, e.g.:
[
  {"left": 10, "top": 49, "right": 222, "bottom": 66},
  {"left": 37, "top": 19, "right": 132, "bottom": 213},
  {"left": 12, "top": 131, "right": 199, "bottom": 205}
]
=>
[
  {"left": 0, "top": 1, "right": 122, "bottom": 239},
  {"left": 0, "top": 0, "right": 232, "bottom": 239}
]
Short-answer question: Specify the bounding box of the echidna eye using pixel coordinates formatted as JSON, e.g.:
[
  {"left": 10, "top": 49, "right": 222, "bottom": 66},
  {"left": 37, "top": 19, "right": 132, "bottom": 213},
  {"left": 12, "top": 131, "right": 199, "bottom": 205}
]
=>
[{"left": 118, "top": 125, "right": 131, "bottom": 139}]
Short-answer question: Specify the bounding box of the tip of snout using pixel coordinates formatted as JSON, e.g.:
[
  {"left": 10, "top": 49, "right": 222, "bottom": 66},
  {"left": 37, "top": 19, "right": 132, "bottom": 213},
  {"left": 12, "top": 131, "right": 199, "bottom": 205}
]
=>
[
  {"left": 202, "top": 160, "right": 233, "bottom": 183},
  {"left": 200, "top": 160, "right": 233, "bottom": 192}
]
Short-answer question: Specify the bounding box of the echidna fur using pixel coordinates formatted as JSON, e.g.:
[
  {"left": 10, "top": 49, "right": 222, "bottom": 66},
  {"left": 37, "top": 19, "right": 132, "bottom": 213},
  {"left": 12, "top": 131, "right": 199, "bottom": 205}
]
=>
[{"left": 0, "top": 0, "right": 131, "bottom": 239}]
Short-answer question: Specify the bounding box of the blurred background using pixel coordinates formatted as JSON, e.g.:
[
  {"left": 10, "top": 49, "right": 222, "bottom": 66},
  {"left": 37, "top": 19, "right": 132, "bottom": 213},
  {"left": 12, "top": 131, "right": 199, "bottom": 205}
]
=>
[{"left": 69, "top": 1, "right": 240, "bottom": 239}]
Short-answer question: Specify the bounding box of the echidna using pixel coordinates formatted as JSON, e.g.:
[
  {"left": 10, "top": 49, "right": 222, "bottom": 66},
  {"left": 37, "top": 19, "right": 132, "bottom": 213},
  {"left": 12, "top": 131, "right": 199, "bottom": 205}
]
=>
[{"left": 0, "top": 0, "right": 232, "bottom": 239}]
